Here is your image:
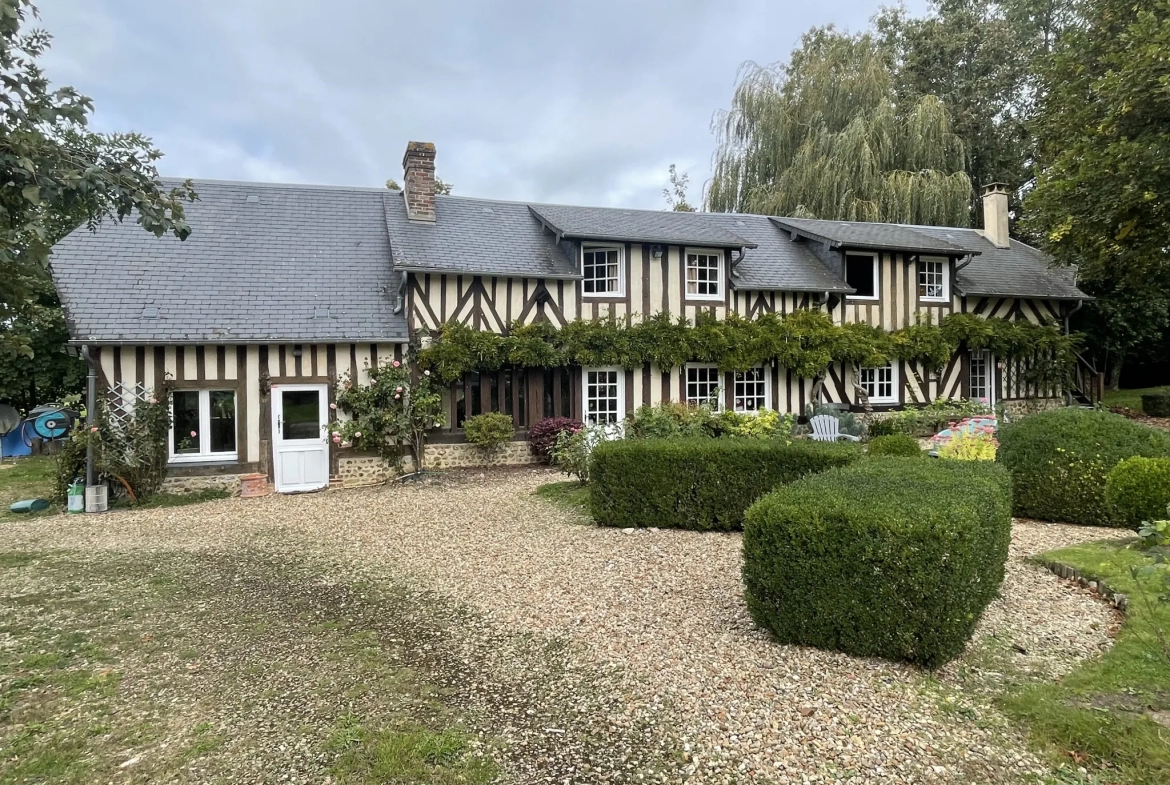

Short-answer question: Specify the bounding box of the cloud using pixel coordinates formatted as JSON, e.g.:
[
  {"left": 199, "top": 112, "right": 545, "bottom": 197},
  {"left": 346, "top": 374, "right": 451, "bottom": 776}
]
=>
[{"left": 36, "top": 0, "right": 924, "bottom": 209}]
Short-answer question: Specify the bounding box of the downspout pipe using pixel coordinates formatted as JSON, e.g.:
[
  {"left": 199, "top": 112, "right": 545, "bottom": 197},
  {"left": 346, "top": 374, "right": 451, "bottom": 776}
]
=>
[
  {"left": 1064, "top": 299, "right": 1084, "bottom": 335},
  {"left": 80, "top": 345, "right": 96, "bottom": 488},
  {"left": 730, "top": 247, "right": 747, "bottom": 278}
]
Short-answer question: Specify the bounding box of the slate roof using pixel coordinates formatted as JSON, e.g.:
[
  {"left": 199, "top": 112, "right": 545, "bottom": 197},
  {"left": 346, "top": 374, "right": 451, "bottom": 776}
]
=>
[
  {"left": 385, "top": 193, "right": 578, "bottom": 279},
  {"left": 51, "top": 179, "right": 410, "bottom": 344},
  {"left": 772, "top": 217, "right": 980, "bottom": 255},
  {"left": 528, "top": 203, "right": 756, "bottom": 248},
  {"left": 911, "top": 226, "right": 1086, "bottom": 299},
  {"left": 51, "top": 178, "right": 1088, "bottom": 345}
]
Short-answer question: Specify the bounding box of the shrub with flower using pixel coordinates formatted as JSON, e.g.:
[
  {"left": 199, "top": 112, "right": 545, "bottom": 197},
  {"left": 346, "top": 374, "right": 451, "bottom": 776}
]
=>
[
  {"left": 327, "top": 361, "right": 446, "bottom": 471},
  {"left": 932, "top": 417, "right": 998, "bottom": 460}
]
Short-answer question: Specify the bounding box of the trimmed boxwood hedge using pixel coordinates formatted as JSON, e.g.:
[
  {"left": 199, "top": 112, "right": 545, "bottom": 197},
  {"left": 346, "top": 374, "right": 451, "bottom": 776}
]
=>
[
  {"left": 589, "top": 438, "right": 859, "bottom": 531},
  {"left": 996, "top": 407, "right": 1170, "bottom": 526},
  {"left": 867, "top": 433, "right": 923, "bottom": 457},
  {"left": 742, "top": 458, "right": 1012, "bottom": 667},
  {"left": 1105, "top": 456, "right": 1170, "bottom": 529},
  {"left": 1142, "top": 391, "right": 1170, "bottom": 417}
]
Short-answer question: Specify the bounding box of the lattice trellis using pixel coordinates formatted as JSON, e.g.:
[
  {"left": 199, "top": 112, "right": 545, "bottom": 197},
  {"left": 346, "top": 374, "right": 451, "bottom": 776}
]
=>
[{"left": 106, "top": 382, "right": 153, "bottom": 432}]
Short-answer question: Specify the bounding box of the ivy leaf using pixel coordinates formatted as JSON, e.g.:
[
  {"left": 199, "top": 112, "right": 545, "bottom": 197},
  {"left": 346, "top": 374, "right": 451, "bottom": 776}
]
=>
[{"left": 21, "top": 184, "right": 39, "bottom": 204}]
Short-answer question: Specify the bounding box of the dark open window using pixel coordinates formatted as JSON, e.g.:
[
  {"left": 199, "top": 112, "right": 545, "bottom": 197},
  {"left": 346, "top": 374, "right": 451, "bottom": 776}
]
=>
[{"left": 845, "top": 254, "right": 877, "bottom": 299}]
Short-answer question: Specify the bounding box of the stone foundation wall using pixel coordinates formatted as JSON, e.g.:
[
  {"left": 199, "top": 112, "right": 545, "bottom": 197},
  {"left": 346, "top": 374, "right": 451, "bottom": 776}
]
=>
[
  {"left": 424, "top": 440, "right": 540, "bottom": 469},
  {"left": 332, "top": 441, "right": 539, "bottom": 487},
  {"left": 1002, "top": 397, "right": 1065, "bottom": 418},
  {"left": 161, "top": 473, "right": 241, "bottom": 495}
]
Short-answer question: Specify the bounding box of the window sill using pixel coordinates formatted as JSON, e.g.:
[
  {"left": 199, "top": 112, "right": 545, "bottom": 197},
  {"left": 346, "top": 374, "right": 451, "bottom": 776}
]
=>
[
  {"left": 846, "top": 295, "right": 879, "bottom": 302},
  {"left": 920, "top": 297, "right": 950, "bottom": 304},
  {"left": 169, "top": 454, "right": 239, "bottom": 466},
  {"left": 582, "top": 292, "right": 627, "bottom": 301}
]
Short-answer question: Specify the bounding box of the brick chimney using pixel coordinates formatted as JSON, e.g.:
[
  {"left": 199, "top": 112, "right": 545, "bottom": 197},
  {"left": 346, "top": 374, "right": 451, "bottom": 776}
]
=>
[
  {"left": 979, "top": 183, "right": 1010, "bottom": 248},
  {"left": 402, "top": 141, "right": 437, "bottom": 222}
]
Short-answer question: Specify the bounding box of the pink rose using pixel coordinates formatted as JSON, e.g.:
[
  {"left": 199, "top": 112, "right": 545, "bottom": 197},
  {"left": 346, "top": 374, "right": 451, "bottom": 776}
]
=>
[
  {"left": 396, "top": 386, "right": 403, "bottom": 393},
  {"left": 394, "top": 394, "right": 401, "bottom": 400},
  {"left": 148, "top": 397, "right": 157, "bottom": 404},
  {"left": 329, "top": 402, "right": 337, "bottom": 410},
  {"left": 354, "top": 431, "right": 362, "bottom": 438},
  {"left": 393, "top": 360, "right": 401, "bottom": 368},
  {"left": 190, "top": 430, "right": 197, "bottom": 437},
  {"left": 332, "top": 436, "right": 341, "bottom": 444},
  {"left": 331, "top": 430, "right": 340, "bottom": 437},
  {"left": 90, "top": 426, "right": 98, "bottom": 433}
]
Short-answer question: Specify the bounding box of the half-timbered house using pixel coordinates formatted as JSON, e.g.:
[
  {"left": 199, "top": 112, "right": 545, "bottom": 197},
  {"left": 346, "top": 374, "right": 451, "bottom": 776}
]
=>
[{"left": 49, "top": 141, "right": 1090, "bottom": 493}]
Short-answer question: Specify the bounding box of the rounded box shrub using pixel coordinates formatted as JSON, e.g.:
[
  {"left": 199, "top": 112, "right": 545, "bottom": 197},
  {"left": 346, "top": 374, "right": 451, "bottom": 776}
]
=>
[
  {"left": 1105, "top": 456, "right": 1170, "bottom": 529},
  {"left": 996, "top": 407, "right": 1170, "bottom": 526},
  {"left": 867, "top": 434, "right": 923, "bottom": 457},
  {"left": 743, "top": 458, "right": 1012, "bottom": 667},
  {"left": 589, "top": 438, "right": 860, "bottom": 531},
  {"left": 463, "top": 412, "right": 515, "bottom": 450},
  {"left": 528, "top": 417, "right": 583, "bottom": 462},
  {"left": 1142, "top": 391, "right": 1170, "bottom": 417}
]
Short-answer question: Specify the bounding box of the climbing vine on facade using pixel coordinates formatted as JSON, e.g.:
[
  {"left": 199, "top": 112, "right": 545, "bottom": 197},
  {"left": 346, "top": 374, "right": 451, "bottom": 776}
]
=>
[{"left": 416, "top": 311, "right": 1077, "bottom": 386}]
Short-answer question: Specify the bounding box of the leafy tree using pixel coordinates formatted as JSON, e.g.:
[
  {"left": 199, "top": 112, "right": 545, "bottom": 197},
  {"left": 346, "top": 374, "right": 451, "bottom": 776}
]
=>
[
  {"left": 0, "top": 0, "right": 195, "bottom": 359},
  {"left": 0, "top": 266, "right": 83, "bottom": 411},
  {"left": 708, "top": 27, "right": 971, "bottom": 225},
  {"left": 385, "top": 176, "right": 453, "bottom": 194},
  {"left": 1022, "top": 0, "right": 1170, "bottom": 387},
  {"left": 662, "top": 164, "right": 695, "bottom": 211}
]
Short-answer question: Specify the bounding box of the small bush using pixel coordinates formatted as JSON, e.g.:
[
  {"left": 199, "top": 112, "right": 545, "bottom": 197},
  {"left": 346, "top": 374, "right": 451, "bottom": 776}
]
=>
[
  {"left": 1106, "top": 457, "right": 1170, "bottom": 529},
  {"left": 937, "top": 430, "right": 998, "bottom": 461},
  {"left": 623, "top": 402, "right": 718, "bottom": 439},
  {"left": 717, "top": 409, "right": 796, "bottom": 439},
  {"left": 867, "top": 434, "right": 922, "bottom": 457},
  {"left": 1142, "top": 392, "right": 1170, "bottom": 417},
  {"left": 997, "top": 407, "right": 1170, "bottom": 526},
  {"left": 550, "top": 426, "right": 600, "bottom": 483},
  {"left": 743, "top": 459, "right": 1012, "bottom": 667},
  {"left": 462, "top": 413, "right": 515, "bottom": 450},
  {"left": 866, "top": 418, "right": 898, "bottom": 438},
  {"left": 528, "top": 417, "right": 583, "bottom": 462},
  {"left": 590, "top": 439, "right": 859, "bottom": 531}
]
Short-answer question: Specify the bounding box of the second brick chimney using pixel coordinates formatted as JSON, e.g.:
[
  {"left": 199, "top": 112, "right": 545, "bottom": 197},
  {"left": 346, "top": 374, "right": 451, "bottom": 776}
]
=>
[
  {"left": 402, "top": 141, "right": 437, "bottom": 222},
  {"left": 979, "top": 183, "right": 1011, "bottom": 248}
]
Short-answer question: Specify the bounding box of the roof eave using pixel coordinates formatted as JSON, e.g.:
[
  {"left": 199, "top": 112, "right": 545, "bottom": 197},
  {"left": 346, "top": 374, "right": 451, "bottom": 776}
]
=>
[{"left": 396, "top": 263, "right": 581, "bottom": 280}]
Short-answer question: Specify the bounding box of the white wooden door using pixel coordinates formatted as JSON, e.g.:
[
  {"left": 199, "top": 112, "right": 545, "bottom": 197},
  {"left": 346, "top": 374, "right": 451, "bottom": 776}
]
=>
[{"left": 272, "top": 384, "right": 329, "bottom": 493}]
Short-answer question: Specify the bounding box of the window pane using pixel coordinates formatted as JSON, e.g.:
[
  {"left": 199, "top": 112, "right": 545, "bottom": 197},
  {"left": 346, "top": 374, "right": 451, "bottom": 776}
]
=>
[
  {"left": 209, "top": 391, "right": 236, "bottom": 453},
  {"left": 846, "top": 255, "right": 876, "bottom": 297},
  {"left": 172, "top": 391, "right": 200, "bottom": 454},
  {"left": 282, "top": 390, "right": 320, "bottom": 440}
]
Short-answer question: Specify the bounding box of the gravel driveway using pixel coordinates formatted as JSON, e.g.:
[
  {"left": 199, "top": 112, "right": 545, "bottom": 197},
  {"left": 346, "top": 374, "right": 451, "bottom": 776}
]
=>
[{"left": 0, "top": 467, "right": 1121, "bottom": 784}]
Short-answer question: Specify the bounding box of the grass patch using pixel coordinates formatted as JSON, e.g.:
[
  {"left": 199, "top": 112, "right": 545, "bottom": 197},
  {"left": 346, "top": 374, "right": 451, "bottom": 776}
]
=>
[
  {"left": 111, "top": 487, "right": 231, "bottom": 510},
  {"left": 1105, "top": 386, "right": 1170, "bottom": 412},
  {"left": 0, "top": 456, "right": 57, "bottom": 522},
  {"left": 328, "top": 714, "right": 495, "bottom": 785},
  {"left": 534, "top": 481, "right": 591, "bottom": 516},
  {"left": 1002, "top": 540, "right": 1170, "bottom": 784}
]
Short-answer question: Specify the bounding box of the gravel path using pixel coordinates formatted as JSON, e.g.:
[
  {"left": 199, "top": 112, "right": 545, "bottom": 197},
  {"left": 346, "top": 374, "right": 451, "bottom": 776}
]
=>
[{"left": 0, "top": 468, "right": 1124, "bottom": 784}]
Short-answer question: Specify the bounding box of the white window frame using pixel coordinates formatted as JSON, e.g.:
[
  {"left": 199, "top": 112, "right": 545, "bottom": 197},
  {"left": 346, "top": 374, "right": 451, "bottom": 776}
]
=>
[
  {"left": 969, "top": 351, "right": 996, "bottom": 406},
  {"left": 845, "top": 252, "right": 880, "bottom": 301},
  {"left": 917, "top": 255, "right": 950, "bottom": 302},
  {"left": 684, "top": 247, "right": 724, "bottom": 301},
  {"left": 581, "top": 243, "right": 625, "bottom": 298},
  {"left": 858, "top": 363, "right": 898, "bottom": 405},
  {"left": 732, "top": 366, "right": 771, "bottom": 413},
  {"left": 582, "top": 367, "right": 625, "bottom": 425},
  {"left": 685, "top": 363, "right": 723, "bottom": 410},
  {"left": 169, "top": 389, "right": 239, "bottom": 464}
]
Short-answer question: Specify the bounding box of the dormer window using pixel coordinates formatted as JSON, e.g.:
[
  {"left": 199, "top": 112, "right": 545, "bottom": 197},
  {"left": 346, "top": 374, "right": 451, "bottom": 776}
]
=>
[
  {"left": 917, "top": 256, "right": 949, "bottom": 302},
  {"left": 845, "top": 253, "right": 878, "bottom": 300},
  {"left": 685, "top": 248, "right": 723, "bottom": 300},
  {"left": 582, "top": 244, "right": 624, "bottom": 297}
]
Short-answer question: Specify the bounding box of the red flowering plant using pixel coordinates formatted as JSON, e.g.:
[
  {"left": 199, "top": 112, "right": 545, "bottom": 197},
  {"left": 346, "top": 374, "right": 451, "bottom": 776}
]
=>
[{"left": 327, "top": 361, "right": 445, "bottom": 471}]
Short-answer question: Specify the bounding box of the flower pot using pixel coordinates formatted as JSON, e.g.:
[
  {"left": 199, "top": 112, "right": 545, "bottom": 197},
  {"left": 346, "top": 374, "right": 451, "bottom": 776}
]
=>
[{"left": 239, "top": 473, "right": 269, "bottom": 498}]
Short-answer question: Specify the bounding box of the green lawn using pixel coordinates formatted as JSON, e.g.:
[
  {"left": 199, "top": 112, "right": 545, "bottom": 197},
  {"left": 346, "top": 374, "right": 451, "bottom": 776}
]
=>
[
  {"left": 1103, "top": 386, "right": 1170, "bottom": 412},
  {"left": 533, "top": 481, "right": 591, "bottom": 516},
  {"left": 0, "top": 456, "right": 57, "bottom": 523},
  {"left": 1002, "top": 540, "right": 1170, "bottom": 784}
]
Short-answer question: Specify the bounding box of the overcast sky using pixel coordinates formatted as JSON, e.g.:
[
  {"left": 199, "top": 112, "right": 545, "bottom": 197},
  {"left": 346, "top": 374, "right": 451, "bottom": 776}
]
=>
[{"left": 39, "top": 0, "right": 928, "bottom": 209}]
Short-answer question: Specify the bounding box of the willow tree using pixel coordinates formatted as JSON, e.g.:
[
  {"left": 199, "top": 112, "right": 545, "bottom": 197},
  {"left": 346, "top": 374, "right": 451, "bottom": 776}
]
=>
[{"left": 707, "top": 28, "right": 971, "bottom": 225}]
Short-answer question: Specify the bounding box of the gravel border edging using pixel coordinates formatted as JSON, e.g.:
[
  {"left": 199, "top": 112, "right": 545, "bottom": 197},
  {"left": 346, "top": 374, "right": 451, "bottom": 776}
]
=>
[{"left": 1036, "top": 557, "right": 1129, "bottom": 612}]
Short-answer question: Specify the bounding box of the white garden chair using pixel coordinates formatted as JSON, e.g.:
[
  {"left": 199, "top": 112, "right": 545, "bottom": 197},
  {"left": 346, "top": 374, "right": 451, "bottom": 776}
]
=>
[{"left": 809, "top": 414, "right": 861, "bottom": 442}]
